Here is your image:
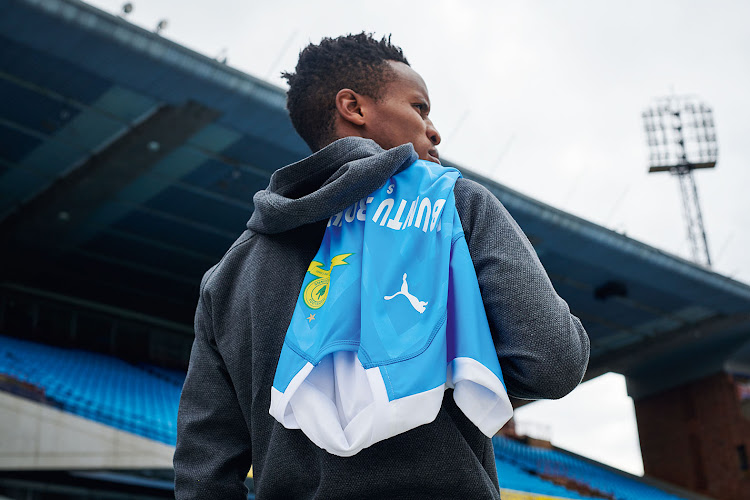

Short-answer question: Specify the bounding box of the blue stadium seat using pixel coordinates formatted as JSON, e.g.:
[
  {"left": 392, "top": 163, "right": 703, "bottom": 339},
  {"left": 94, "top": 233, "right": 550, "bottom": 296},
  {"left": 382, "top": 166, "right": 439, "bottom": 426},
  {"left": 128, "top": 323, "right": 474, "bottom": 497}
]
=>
[
  {"left": 0, "top": 335, "right": 690, "bottom": 498},
  {"left": 0, "top": 334, "right": 182, "bottom": 446},
  {"left": 497, "top": 458, "right": 602, "bottom": 499},
  {"left": 493, "top": 436, "right": 688, "bottom": 500}
]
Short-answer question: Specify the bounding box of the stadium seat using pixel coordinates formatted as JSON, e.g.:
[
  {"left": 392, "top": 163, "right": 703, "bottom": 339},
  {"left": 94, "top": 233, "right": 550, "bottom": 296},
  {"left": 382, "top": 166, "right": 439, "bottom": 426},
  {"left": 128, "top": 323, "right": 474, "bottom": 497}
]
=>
[
  {"left": 493, "top": 436, "right": 688, "bottom": 500},
  {"left": 0, "top": 335, "right": 182, "bottom": 446},
  {"left": 0, "top": 335, "right": 690, "bottom": 498}
]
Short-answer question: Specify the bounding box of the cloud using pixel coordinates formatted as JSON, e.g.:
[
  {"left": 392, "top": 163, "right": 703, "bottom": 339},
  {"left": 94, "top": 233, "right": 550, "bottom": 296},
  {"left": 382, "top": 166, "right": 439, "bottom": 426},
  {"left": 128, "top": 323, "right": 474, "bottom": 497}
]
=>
[{"left": 515, "top": 373, "right": 644, "bottom": 476}]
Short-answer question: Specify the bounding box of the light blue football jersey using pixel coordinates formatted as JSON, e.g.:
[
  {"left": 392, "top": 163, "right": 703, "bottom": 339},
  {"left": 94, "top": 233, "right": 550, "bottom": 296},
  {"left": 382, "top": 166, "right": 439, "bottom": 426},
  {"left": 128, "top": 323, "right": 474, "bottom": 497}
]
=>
[{"left": 269, "top": 159, "right": 512, "bottom": 456}]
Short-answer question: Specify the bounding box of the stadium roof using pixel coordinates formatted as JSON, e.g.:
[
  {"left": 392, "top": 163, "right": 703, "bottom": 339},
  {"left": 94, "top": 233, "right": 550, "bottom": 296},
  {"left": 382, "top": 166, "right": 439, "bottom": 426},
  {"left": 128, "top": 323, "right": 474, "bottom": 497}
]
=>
[{"left": 2, "top": 0, "right": 749, "bottom": 398}]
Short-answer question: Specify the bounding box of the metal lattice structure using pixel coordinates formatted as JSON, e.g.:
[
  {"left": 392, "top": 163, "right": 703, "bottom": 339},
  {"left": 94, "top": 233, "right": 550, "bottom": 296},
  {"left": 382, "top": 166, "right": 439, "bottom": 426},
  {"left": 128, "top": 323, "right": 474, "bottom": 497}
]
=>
[{"left": 642, "top": 95, "right": 718, "bottom": 267}]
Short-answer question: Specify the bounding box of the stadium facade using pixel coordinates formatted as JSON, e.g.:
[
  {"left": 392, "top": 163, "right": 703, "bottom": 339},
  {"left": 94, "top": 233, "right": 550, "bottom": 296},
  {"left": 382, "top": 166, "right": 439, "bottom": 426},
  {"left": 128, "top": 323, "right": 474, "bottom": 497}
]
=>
[{"left": 1, "top": 0, "right": 749, "bottom": 498}]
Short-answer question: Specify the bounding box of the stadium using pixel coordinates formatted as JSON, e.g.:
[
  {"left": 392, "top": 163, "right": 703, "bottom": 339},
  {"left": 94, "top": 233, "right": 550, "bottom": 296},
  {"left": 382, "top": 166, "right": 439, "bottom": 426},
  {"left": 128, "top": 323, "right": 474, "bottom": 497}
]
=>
[{"left": 1, "top": 0, "right": 749, "bottom": 499}]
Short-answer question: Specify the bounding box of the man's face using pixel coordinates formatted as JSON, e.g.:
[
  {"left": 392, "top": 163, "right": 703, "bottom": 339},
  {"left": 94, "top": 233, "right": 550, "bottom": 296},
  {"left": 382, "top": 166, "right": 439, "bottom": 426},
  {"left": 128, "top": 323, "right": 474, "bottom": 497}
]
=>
[{"left": 363, "top": 61, "right": 441, "bottom": 164}]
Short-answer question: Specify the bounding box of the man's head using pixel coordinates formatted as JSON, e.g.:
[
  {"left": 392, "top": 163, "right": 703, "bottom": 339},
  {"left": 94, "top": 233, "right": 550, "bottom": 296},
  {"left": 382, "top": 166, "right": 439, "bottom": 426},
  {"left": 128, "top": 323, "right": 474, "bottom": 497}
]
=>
[{"left": 283, "top": 33, "right": 441, "bottom": 163}]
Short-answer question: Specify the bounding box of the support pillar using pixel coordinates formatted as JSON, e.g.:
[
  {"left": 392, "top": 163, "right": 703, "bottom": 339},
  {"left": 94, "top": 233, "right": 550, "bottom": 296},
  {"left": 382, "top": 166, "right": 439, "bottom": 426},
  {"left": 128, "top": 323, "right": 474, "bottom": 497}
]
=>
[{"left": 634, "top": 372, "right": 750, "bottom": 500}]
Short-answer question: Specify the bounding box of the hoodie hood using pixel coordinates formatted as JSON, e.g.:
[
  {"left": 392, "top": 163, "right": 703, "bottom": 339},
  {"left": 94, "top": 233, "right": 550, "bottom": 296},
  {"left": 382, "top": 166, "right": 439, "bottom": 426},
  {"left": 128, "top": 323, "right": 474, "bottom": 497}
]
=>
[{"left": 247, "top": 137, "right": 418, "bottom": 234}]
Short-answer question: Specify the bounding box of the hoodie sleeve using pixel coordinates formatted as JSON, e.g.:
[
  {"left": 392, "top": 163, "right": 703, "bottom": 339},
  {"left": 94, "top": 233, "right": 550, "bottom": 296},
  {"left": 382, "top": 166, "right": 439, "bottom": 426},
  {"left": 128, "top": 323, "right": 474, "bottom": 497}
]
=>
[
  {"left": 174, "top": 275, "right": 253, "bottom": 499},
  {"left": 454, "top": 178, "right": 590, "bottom": 400}
]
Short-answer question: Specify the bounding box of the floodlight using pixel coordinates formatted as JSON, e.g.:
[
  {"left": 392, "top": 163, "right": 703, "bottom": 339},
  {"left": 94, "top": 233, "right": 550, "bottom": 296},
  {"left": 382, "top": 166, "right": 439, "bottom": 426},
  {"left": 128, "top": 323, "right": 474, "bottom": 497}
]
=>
[{"left": 642, "top": 95, "right": 718, "bottom": 267}]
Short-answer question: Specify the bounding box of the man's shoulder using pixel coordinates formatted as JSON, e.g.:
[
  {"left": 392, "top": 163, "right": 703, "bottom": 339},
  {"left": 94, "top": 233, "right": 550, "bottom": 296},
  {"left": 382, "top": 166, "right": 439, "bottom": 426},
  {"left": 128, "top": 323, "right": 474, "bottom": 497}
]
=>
[
  {"left": 453, "top": 177, "right": 507, "bottom": 235},
  {"left": 454, "top": 177, "right": 496, "bottom": 204},
  {"left": 200, "top": 230, "right": 257, "bottom": 294}
]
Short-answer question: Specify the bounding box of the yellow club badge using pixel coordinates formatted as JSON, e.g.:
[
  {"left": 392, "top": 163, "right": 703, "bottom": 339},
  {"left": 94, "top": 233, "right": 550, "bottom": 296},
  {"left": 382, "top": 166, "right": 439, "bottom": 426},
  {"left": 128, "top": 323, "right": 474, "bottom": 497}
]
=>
[{"left": 303, "top": 253, "right": 352, "bottom": 309}]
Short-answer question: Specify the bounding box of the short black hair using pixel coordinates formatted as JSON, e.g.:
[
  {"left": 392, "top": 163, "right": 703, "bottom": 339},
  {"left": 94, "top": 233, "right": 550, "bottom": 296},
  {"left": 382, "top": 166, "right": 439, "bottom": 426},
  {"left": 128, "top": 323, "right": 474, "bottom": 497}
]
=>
[{"left": 282, "top": 33, "right": 409, "bottom": 151}]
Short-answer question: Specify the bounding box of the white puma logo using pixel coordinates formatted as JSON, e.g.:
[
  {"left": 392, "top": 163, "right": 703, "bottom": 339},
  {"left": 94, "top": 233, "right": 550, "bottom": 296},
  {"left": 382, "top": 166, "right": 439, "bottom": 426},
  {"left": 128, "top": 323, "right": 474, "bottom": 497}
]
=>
[{"left": 384, "top": 273, "right": 428, "bottom": 313}]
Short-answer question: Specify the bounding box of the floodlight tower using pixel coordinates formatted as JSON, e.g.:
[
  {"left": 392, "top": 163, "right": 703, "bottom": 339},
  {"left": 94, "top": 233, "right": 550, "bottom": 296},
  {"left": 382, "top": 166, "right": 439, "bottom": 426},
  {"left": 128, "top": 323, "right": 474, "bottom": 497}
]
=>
[{"left": 642, "top": 95, "right": 718, "bottom": 267}]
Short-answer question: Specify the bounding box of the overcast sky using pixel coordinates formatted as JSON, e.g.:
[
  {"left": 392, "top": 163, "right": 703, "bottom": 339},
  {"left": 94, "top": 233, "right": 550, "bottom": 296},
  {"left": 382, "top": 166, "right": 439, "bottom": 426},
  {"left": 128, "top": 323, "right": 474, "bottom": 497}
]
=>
[{"left": 85, "top": 0, "right": 750, "bottom": 476}]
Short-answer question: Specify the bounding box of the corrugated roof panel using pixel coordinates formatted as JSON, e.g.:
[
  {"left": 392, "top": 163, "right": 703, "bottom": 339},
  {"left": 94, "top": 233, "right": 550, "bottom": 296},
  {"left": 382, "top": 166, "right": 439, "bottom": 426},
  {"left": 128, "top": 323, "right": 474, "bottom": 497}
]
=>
[
  {"left": 0, "top": 166, "right": 44, "bottom": 215},
  {"left": 144, "top": 185, "right": 251, "bottom": 235},
  {"left": 0, "top": 123, "right": 41, "bottom": 163},
  {"left": 221, "top": 133, "right": 305, "bottom": 172},
  {"left": 111, "top": 209, "right": 236, "bottom": 259},
  {"left": 0, "top": 35, "right": 111, "bottom": 104},
  {"left": 181, "top": 159, "right": 267, "bottom": 205},
  {"left": 186, "top": 122, "right": 243, "bottom": 153},
  {"left": 0, "top": 77, "right": 81, "bottom": 136},
  {"left": 81, "top": 231, "right": 214, "bottom": 280}
]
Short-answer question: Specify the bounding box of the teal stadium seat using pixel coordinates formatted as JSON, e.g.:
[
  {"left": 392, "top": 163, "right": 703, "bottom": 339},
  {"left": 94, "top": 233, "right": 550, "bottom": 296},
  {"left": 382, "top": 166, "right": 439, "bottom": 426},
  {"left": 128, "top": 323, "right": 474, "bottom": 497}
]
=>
[
  {"left": 0, "top": 335, "right": 181, "bottom": 445},
  {"left": 0, "top": 335, "right": 690, "bottom": 498},
  {"left": 493, "top": 436, "right": 688, "bottom": 500}
]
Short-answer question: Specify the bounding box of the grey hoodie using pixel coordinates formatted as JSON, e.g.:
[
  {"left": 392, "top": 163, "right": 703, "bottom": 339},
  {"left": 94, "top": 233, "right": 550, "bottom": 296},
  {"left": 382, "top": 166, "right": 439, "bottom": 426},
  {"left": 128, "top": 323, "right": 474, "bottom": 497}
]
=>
[{"left": 174, "top": 137, "right": 590, "bottom": 499}]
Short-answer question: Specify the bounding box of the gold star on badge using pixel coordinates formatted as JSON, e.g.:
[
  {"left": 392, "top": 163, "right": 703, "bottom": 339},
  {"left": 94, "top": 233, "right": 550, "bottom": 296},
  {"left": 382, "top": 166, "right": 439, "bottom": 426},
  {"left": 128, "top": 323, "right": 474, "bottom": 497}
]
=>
[{"left": 307, "top": 313, "right": 315, "bottom": 322}]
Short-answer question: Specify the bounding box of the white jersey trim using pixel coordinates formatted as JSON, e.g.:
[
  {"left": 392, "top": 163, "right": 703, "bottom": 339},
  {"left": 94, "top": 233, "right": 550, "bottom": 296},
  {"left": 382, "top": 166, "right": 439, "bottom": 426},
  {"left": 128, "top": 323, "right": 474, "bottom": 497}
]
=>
[{"left": 270, "top": 352, "right": 512, "bottom": 457}]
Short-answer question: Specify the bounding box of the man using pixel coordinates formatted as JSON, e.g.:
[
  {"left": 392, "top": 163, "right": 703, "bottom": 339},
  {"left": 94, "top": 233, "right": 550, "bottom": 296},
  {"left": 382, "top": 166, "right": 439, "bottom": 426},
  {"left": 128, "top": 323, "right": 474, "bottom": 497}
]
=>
[{"left": 174, "top": 33, "right": 589, "bottom": 499}]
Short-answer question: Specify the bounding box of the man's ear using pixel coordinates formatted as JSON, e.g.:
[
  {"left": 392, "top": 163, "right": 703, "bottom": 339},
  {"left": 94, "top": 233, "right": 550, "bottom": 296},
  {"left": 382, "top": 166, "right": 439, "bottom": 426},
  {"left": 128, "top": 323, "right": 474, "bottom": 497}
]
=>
[{"left": 335, "top": 89, "right": 367, "bottom": 127}]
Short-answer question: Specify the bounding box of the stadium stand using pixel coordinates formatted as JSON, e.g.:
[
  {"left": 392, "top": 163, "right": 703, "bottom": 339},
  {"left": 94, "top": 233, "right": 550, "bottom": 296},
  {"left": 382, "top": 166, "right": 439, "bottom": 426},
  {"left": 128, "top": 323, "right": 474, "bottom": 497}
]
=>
[
  {"left": 1, "top": 334, "right": 696, "bottom": 500},
  {"left": 496, "top": 457, "right": 607, "bottom": 499},
  {"left": 494, "top": 436, "right": 688, "bottom": 500},
  {"left": 0, "top": 334, "right": 180, "bottom": 446}
]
